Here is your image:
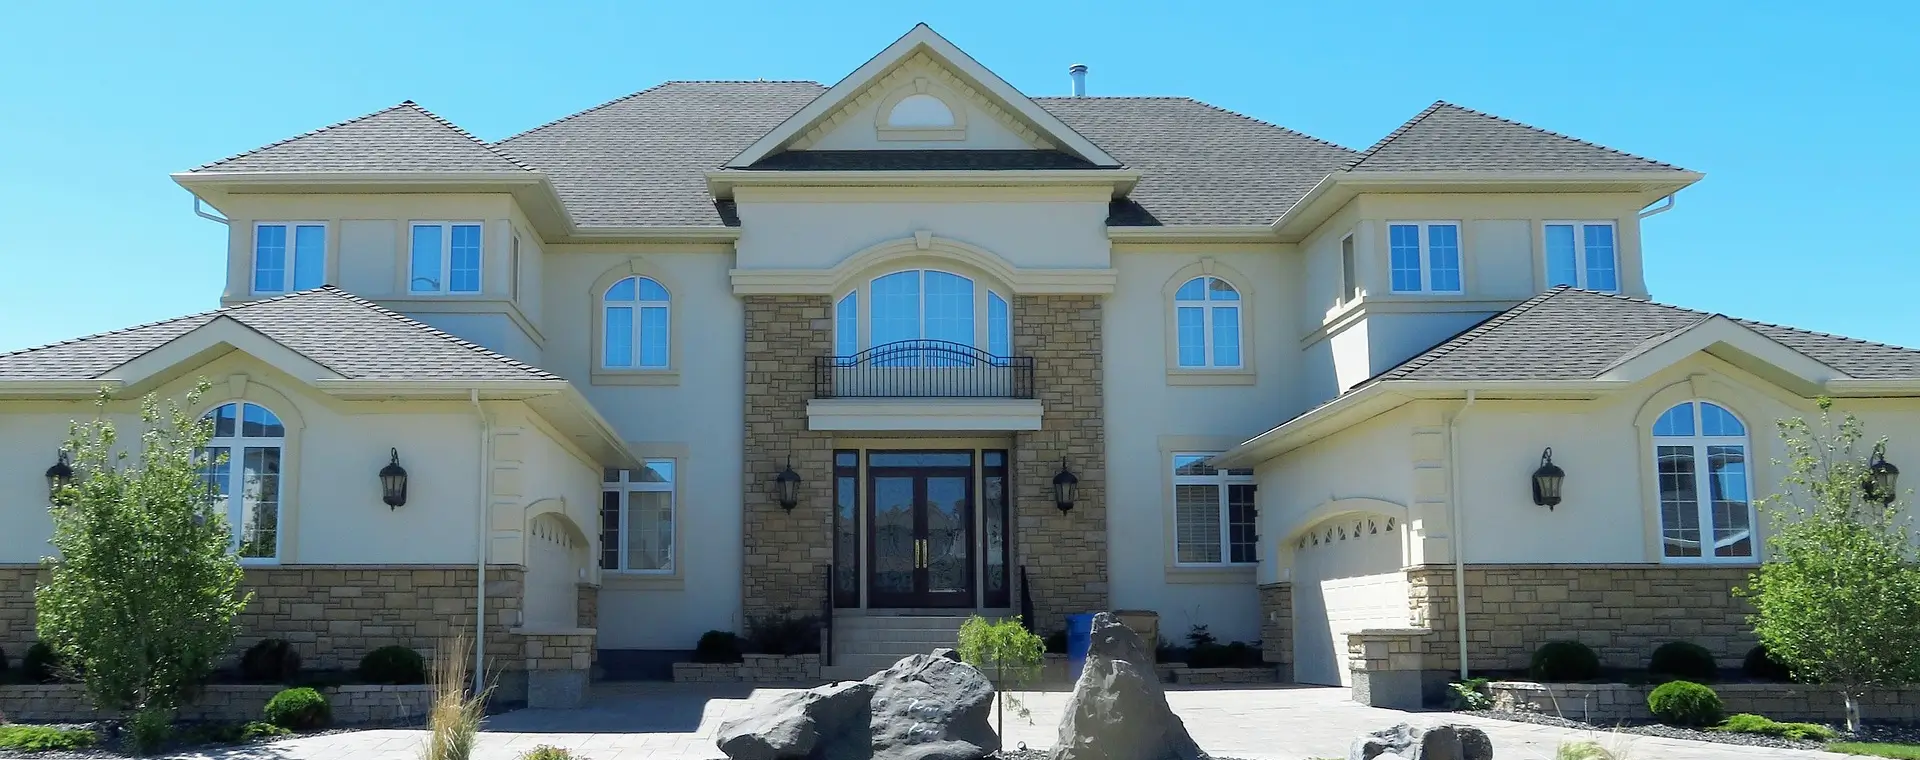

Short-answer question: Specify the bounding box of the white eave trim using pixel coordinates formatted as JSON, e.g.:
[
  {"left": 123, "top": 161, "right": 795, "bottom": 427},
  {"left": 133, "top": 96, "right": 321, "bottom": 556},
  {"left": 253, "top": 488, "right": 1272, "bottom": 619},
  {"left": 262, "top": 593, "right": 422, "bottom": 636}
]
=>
[{"left": 707, "top": 168, "right": 1140, "bottom": 198}]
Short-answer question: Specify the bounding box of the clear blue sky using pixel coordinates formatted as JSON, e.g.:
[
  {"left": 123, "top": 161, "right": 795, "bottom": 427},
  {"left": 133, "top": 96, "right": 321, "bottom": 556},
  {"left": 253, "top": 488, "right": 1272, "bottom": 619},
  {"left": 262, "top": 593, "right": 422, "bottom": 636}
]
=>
[{"left": 2, "top": 1, "right": 1914, "bottom": 353}]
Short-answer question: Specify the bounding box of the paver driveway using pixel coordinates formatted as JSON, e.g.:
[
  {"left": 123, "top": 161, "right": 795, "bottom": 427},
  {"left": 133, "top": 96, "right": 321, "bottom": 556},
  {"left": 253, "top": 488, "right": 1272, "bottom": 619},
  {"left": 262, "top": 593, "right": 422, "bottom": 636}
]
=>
[{"left": 164, "top": 683, "right": 1856, "bottom": 760}]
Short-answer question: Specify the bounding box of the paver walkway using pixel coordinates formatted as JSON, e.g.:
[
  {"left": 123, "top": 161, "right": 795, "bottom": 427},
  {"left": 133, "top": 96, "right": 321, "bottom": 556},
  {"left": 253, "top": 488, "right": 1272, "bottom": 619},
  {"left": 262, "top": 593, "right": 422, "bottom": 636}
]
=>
[{"left": 164, "top": 683, "right": 1856, "bottom": 760}]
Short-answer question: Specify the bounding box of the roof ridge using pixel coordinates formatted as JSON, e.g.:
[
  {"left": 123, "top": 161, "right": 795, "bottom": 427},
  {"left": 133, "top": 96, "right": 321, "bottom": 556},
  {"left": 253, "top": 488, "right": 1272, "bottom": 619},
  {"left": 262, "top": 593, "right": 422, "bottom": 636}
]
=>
[
  {"left": 192, "top": 101, "right": 419, "bottom": 171},
  {"left": 1346, "top": 101, "right": 1449, "bottom": 170},
  {"left": 494, "top": 81, "right": 824, "bottom": 145},
  {"left": 0, "top": 291, "right": 315, "bottom": 361},
  {"left": 398, "top": 101, "right": 536, "bottom": 171},
  {"left": 1353, "top": 100, "right": 1682, "bottom": 171},
  {"left": 309, "top": 287, "right": 563, "bottom": 380}
]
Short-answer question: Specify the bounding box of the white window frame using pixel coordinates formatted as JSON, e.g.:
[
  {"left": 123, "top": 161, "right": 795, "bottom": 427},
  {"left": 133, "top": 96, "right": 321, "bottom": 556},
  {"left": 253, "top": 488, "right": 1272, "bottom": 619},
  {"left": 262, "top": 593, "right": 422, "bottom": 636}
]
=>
[
  {"left": 251, "top": 221, "right": 327, "bottom": 296},
  {"left": 1386, "top": 221, "right": 1464, "bottom": 295},
  {"left": 408, "top": 221, "right": 484, "bottom": 295},
  {"left": 601, "top": 460, "right": 676, "bottom": 574},
  {"left": 203, "top": 402, "right": 285, "bottom": 565},
  {"left": 832, "top": 269, "right": 1011, "bottom": 354},
  {"left": 1339, "top": 232, "right": 1359, "bottom": 304},
  {"left": 602, "top": 276, "right": 671, "bottom": 370},
  {"left": 1542, "top": 220, "right": 1620, "bottom": 292},
  {"left": 1652, "top": 401, "right": 1757, "bottom": 565},
  {"left": 1171, "top": 453, "right": 1257, "bottom": 567},
  {"left": 1173, "top": 276, "right": 1244, "bottom": 369}
]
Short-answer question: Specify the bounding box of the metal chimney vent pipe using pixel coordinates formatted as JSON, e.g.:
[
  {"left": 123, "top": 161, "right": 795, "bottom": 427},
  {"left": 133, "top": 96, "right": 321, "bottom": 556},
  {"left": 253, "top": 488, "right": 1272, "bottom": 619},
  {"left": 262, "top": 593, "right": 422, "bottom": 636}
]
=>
[{"left": 1069, "top": 64, "right": 1088, "bottom": 97}]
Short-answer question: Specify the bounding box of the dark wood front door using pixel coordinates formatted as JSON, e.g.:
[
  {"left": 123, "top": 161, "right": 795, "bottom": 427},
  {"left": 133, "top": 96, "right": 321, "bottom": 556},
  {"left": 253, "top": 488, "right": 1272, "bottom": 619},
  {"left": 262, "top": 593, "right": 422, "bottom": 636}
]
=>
[{"left": 866, "top": 451, "right": 975, "bottom": 608}]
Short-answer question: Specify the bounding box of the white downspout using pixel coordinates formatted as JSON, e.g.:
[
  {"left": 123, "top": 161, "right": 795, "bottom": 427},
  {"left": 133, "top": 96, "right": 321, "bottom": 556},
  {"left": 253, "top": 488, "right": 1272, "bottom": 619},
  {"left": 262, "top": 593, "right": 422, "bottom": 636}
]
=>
[
  {"left": 1637, "top": 195, "right": 1676, "bottom": 219},
  {"left": 470, "top": 389, "right": 490, "bottom": 693},
  {"left": 1447, "top": 391, "right": 1477, "bottom": 679}
]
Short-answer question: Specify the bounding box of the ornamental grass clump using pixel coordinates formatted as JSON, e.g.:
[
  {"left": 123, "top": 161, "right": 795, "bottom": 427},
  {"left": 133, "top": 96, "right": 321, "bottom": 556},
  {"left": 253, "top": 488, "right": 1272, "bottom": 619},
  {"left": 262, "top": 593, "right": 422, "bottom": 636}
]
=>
[{"left": 420, "top": 635, "right": 492, "bottom": 760}]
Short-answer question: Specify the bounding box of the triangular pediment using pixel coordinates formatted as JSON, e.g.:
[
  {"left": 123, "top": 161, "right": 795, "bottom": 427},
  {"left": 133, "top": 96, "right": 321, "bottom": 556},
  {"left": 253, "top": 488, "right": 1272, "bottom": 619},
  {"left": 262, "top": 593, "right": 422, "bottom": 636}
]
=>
[{"left": 727, "top": 24, "right": 1119, "bottom": 168}]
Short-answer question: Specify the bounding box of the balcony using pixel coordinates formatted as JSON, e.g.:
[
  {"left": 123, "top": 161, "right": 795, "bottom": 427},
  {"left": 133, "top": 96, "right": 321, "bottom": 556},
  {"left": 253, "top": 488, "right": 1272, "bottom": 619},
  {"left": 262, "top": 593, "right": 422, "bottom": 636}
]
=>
[{"left": 808, "top": 341, "right": 1040, "bottom": 432}]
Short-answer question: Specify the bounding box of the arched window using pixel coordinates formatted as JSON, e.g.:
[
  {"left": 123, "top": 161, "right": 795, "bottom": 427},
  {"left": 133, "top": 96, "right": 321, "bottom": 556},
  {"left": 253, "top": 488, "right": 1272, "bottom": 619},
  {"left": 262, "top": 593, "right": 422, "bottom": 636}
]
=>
[
  {"left": 202, "top": 402, "right": 285, "bottom": 562},
  {"left": 1175, "top": 276, "right": 1241, "bottom": 368},
  {"left": 887, "top": 93, "right": 956, "bottom": 128},
  {"left": 1652, "top": 401, "right": 1754, "bottom": 561},
  {"left": 834, "top": 270, "right": 1011, "bottom": 357},
  {"left": 604, "top": 276, "right": 669, "bottom": 369}
]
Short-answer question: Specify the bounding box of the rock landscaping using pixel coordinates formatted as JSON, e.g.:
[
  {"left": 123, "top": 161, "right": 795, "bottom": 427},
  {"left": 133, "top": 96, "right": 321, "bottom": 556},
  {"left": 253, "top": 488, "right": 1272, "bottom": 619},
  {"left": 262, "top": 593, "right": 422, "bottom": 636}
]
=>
[{"left": 1348, "top": 722, "right": 1493, "bottom": 760}]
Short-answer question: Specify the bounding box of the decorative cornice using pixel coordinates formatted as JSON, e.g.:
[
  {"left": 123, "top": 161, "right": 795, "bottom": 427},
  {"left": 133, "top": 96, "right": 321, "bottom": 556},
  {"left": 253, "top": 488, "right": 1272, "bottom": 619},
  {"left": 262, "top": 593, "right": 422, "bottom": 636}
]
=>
[
  {"left": 729, "top": 234, "right": 1116, "bottom": 295},
  {"left": 791, "top": 53, "right": 1053, "bottom": 151}
]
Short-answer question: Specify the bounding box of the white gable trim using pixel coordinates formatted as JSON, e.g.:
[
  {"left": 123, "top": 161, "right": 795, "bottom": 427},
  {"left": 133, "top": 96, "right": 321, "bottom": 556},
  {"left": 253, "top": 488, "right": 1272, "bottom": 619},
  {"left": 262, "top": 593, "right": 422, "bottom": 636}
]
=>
[
  {"left": 1595, "top": 315, "right": 1849, "bottom": 392},
  {"left": 100, "top": 316, "right": 346, "bottom": 390},
  {"left": 725, "top": 24, "right": 1120, "bottom": 169}
]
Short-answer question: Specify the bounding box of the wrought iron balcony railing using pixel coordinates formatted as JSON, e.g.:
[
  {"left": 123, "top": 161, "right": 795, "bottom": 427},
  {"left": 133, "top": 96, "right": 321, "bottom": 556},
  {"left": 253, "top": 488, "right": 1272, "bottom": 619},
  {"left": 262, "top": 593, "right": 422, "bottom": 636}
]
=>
[{"left": 814, "top": 340, "right": 1035, "bottom": 399}]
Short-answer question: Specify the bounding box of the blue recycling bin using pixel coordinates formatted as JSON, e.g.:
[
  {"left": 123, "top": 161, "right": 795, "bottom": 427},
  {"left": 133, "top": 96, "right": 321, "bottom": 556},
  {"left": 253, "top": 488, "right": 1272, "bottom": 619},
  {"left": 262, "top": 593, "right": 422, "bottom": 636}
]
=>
[{"left": 1066, "top": 612, "right": 1097, "bottom": 681}]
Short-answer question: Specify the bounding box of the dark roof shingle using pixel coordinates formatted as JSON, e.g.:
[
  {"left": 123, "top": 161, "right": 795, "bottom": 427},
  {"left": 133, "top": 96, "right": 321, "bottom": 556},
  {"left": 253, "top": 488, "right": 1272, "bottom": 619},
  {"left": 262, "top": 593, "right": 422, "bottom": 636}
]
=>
[
  {"left": 1347, "top": 101, "right": 1687, "bottom": 173},
  {"left": 746, "top": 149, "right": 1100, "bottom": 171},
  {"left": 0, "top": 288, "right": 559, "bottom": 382},
  {"left": 192, "top": 101, "right": 531, "bottom": 174}
]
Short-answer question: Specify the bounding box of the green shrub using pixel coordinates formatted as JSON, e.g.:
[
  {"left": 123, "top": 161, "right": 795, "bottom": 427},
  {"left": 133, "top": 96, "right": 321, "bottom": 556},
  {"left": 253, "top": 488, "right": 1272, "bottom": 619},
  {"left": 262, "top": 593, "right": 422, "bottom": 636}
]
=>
[
  {"left": 1647, "top": 680, "right": 1724, "bottom": 726},
  {"left": 692, "top": 631, "right": 743, "bottom": 664},
  {"left": 129, "top": 706, "right": 173, "bottom": 755},
  {"left": 1185, "top": 640, "right": 1263, "bottom": 668},
  {"left": 1714, "top": 712, "right": 1837, "bottom": 741},
  {"left": 242, "top": 721, "right": 292, "bottom": 741},
  {"left": 1650, "top": 641, "right": 1719, "bottom": 681},
  {"left": 21, "top": 643, "right": 60, "bottom": 684},
  {"left": 1554, "top": 740, "right": 1618, "bottom": 760},
  {"left": 1743, "top": 645, "right": 1794, "bottom": 682},
  {"left": 241, "top": 639, "right": 302, "bottom": 683},
  {"left": 1044, "top": 630, "right": 1068, "bottom": 654},
  {"left": 264, "top": 687, "right": 332, "bottom": 731},
  {"left": 744, "top": 613, "right": 820, "bottom": 656},
  {"left": 1529, "top": 640, "right": 1601, "bottom": 682},
  {"left": 0, "top": 725, "right": 99, "bottom": 751},
  {"left": 519, "top": 746, "right": 586, "bottom": 760},
  {"left": 1448, "top": 677, "right": 1492, "bottom": 710},
  {"left": 359, "top": 646, "right": 426, "bottom": 685}
]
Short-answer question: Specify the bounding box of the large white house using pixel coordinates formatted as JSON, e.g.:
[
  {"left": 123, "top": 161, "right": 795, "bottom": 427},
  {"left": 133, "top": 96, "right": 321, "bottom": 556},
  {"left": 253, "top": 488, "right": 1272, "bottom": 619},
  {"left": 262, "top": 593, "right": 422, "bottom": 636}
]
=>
[{"left": 2, "top": 24, "right": 1916, "bottom": 704}]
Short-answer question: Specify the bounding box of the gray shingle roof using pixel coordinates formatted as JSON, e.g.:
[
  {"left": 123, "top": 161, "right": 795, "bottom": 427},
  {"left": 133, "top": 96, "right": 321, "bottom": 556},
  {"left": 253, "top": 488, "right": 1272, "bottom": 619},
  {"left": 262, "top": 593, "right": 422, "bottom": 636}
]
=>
[
  {"left": 747, "top": 149, "right": 1100, "bottom": 170},
  {"left": 1379, "top": 288, "right": 1920, "bottom": 382},
  {"left": 191, "top": 101, "right": 530, "bottom": 174},
  {"left": 1347, "top": 101, "right": 1687, "bottom": 173},
  {"left": 0, "top": 287, "right": 560, "bottom": 382}
]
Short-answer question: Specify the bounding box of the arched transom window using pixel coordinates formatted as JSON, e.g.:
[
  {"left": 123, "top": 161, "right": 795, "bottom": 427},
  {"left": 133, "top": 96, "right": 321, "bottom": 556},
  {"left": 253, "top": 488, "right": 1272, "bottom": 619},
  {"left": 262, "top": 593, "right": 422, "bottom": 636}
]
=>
[
  {"left": 834, "top": 270, "right": 1011, "bottom": 357},
  {"left": 1652, "top": 401, "right": 1754, "bottom": 562},
  {"left": 1175, "top": 276, "right": 1242, "bottom": 368},
  {"left": 201, "top": 402, "right": 284, "bottom": 562},
  {"left": 887, "top": 94, "right": 956, "bottom": 128},
  {"left": 603, "top": 276, "right": 670, "bottom": 369}
]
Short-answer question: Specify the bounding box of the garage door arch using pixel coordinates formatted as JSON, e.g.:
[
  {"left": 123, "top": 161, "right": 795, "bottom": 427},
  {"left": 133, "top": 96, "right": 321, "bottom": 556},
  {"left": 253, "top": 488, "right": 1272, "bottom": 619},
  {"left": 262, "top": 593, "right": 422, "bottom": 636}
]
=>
[{"left": 1285, "top": 498, "right": 1410, "bottom": 686}]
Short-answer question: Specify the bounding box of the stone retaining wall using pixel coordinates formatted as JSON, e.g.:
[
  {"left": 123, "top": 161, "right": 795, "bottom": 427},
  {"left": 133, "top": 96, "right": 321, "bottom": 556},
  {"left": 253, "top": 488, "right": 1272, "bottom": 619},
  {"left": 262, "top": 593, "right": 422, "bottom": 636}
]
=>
[
  {"left": 0, "top": 683, "right": 431, "bottom": 725},
  {"left": 1489, "top": 681, "right": 1920, "bottom": 725},
  {"left": 671, "top": 654, "right": 823, "bottom": 683}
]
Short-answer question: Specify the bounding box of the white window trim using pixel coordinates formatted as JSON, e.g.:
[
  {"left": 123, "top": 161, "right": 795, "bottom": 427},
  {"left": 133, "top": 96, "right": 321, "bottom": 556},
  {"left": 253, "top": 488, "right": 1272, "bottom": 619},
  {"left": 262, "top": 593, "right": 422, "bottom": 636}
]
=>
[
  {"left": 601, "top": 276, "right": 671, "bottom": 370},
  {"left": 1386, "top": 221, "right": 1465, "bottom": 295},
  {"left": 834, "top": 269, "right": 1010, "bottom": 354},
  {"left": 408, "top": 221, "right": 484, "bottom": 295},
  {"left": 251, "top": 221, "right": 327, "bottom": 296},
  {"left": 205, "top": 402, "right": 285, "bottom": 566},
  {"left": 1174, "top": 277, "right": 1244, "bottom": 370},
  {"left": 1542, "top": 220, "right": 1620, "bottom": 292},
  {"left": 1653, "top": 402, "right": 1757, "bottom": 565},
  {"left": 1171, "top": 453, "right": 1257, "bottom": 567},
  {"left": 602, "top": 461, "right": 676, "bottom": 575}
]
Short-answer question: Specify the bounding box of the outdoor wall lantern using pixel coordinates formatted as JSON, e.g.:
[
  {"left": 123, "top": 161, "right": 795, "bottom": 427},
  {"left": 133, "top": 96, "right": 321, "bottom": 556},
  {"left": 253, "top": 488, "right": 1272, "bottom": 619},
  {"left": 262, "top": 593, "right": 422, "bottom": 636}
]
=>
[
  {"left": 1867, "top": 449, "right": 1900, "bottom": 507},
  {"left": 379, "top": 448, "right": 409, "bottom": 509},
  {"left": 1531, "top": 448, "right": 1565, "bottom": 510},
  {"left": 775, "top": 458, "right": 803, "bottom": 511},
  {"left": 45, "top": 450, "right": 73, "bottom": 499},
  {"left": 1053, "top": 458, "right": 1079, "bottom": 513}
]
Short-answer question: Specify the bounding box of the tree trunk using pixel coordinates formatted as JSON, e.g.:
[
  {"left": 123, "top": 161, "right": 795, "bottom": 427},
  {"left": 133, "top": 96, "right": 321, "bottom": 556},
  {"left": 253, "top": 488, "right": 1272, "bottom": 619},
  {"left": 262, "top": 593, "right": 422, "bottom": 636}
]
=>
[{"left": 1844, "top": 691, "right": 1864, "bottom": 734}]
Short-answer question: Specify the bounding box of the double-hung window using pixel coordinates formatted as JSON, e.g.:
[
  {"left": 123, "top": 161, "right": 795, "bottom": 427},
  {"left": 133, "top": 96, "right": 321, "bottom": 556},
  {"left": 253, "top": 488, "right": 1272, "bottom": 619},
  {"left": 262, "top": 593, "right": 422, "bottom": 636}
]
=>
[
  {"left": 199, "top": 402, "right": 285, "bottom": 563},
  {"left": 1172, "top": 454, "right": 1257, "bottom": 565},
  {"left": 253, "top": 222, "right": 326, "bottom": 295},
  {"left": 1652, "top": 401, "right": 1755, "bottom": 562},
  {"left": 1544, "top": 221, "right": 1618, "bottom": 292},
  {"left": 601, "top": 460, "right": 675, "bottom": 573},
  {"left": 409, "top": 222, "right": 483, "bottom": 294},
  {"left": 1387, "top": 222, "right": 1463, "bottom": 294}
]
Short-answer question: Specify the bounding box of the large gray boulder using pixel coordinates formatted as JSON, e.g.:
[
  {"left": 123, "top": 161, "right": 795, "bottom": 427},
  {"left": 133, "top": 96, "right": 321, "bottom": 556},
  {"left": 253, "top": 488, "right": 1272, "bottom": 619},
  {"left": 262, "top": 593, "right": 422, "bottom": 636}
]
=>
[
  {"left": 1349, "top": 723, "right": 1492, "bottom": 760},
  {"left": 1048, "top": 612, "right": 1206, "bottom": 760},
  {"left": 715, "top": 653, "right": 998, "bottom": 760}
]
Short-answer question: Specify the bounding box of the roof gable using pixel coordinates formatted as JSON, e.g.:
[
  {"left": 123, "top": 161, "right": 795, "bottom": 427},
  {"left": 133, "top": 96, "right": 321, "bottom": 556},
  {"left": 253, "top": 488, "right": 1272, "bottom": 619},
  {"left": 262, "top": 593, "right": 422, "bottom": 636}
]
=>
[
  {"left": 1347, "top": 101, "right": 1687, "bottom": 173},
  {"left": 191, "top": 101, "right": 530, "bottom": 174},
  {"left": 725, "top": 24, "right": 1120, "bottom": 169}
]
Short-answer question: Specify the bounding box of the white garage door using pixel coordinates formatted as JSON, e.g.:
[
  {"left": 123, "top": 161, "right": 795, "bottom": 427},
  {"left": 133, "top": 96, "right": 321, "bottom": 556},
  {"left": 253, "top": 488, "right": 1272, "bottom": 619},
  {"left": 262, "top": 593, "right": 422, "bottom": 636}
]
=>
[{"left": 1291, "top": 515, "right": 1408, "bottom": 686}]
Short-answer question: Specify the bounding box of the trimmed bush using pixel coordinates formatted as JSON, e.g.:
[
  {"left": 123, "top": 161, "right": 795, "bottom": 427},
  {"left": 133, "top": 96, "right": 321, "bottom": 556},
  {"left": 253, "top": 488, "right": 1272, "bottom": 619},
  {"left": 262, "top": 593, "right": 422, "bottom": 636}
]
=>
[
  {"left": 1714, "top": 713, "right": 1837, "bottom": 741},
  {"left": 241, "top": 639, "right": 302, "bottom": 683},
  {"left": 1648, "top": 680, "right": 1724, "bottom": 726},
  {"left": 1529, "top": 640, "right": 1601, "bottom": 682},
  {"left": 520, "top": 745, "right": 588, "bottom": 759},
  {"left": 693, "top": 631, "right": 744, "bottom": 664},
  {"left": 21, "top": 642, "right": 60, "bottom": 684},
  {"left": 359, "top": 645, "right": 427, "bottom": 685},
  {"left": 745, "top": 614, "right": 821, "bottom": 656},
  {"left": 264, "top": 687, "right": 332, "bottom": 731},
  {"left": 1743, "top": 645, "right": 1794, "bottom": 682},
  {"left": 0, "top": 725, "right": 99, "bottom": 751},
  {"left": 1649, "top": 641, "right": 1719, "bottom": 681}
]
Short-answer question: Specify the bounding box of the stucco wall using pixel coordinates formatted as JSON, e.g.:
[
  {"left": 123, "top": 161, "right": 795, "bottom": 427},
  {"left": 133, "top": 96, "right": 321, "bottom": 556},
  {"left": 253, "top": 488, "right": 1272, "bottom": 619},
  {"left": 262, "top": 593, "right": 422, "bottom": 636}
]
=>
[
  {"left": 1347, "top": 193, "right": 1651, "bottom": 300},
  {"left": 732, "top": 192, "right": 1112, "bottom": 271}
]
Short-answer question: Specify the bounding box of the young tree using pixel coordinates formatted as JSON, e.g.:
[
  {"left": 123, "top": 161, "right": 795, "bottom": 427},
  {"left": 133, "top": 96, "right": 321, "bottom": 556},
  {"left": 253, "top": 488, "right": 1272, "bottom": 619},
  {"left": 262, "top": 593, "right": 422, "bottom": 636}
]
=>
[
  {"left": 956, "top": 615, "right": 1045, "bottom": 736},
  {"left": 35, "top": 384, "right": 251, "bottom": 741},
  {"left": 1739, "top": 398, "right": 1920, "bottom": 731}
]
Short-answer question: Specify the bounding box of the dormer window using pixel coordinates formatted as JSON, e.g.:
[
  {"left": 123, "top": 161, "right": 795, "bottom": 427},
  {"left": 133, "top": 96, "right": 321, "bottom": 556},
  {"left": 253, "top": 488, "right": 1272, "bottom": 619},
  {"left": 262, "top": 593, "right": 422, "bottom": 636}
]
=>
[{"left": 876, "top": 79, "right": 966, "bottom": 141}]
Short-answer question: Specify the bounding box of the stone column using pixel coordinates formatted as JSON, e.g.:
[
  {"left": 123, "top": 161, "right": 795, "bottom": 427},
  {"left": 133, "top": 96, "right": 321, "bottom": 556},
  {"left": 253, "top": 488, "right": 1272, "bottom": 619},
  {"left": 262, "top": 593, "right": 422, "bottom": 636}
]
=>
[
  {"left": 519, "top": 629, "right": 596, "bottom": 709},
  {"left": 1258, "top": 581, "right": 1293, "bottom": 679},
  {"left": 742, "top": 295, "right": 836, "bottom": 622},
  {"left": 1347, "top": 627, "right": 1431, "bottom": 709},
  {"left": 1011, "top": 295, "right": 1108, "bottom": 634}
]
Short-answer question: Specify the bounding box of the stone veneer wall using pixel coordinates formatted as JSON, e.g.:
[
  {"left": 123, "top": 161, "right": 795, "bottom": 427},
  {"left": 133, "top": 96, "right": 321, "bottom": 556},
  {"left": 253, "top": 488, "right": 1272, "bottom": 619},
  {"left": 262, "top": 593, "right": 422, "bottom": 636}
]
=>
[
  {"left": 1257, "top": 582, "right": 1292, "bottom": 671},
  {"left": 671, "top": 654, "right": 823, "bottom": 683},
  {"left": 0, "top": 566, "right": 43, "bottom": 656},
  {"left": 741, "top": 295, "right": 836, "bottom": 621},
  {"left": 578, "top": 584, "right": 600, "bottom": 672},
  {"left": 1407, "top": 564, "right": 1755, "bottom": 672},
  {"left": 1011, "top": 295, "right": 1108, "bottom": 634}
]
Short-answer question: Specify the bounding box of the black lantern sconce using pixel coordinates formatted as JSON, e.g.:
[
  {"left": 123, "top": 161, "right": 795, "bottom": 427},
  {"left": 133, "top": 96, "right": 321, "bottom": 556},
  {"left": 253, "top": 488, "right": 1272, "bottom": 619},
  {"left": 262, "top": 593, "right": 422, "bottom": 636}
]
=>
[
  {"left": 1866, "top": 449, "right": 1900, "bottom": 507},
  {"left": 1531, "top": 448, "right": 1565, "bottom": 509},
  {"left": 774, "top": 458, "right": 803, "bottom": 511},
  {"left": 45, "top": 450, "right": 73, "bottom": 499},
  {"left": 379, "top": 448, "right": 409, "bottom": 509},
  {"left": 1052, "top": 458, "right": 1079, "bottom": 513}
]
